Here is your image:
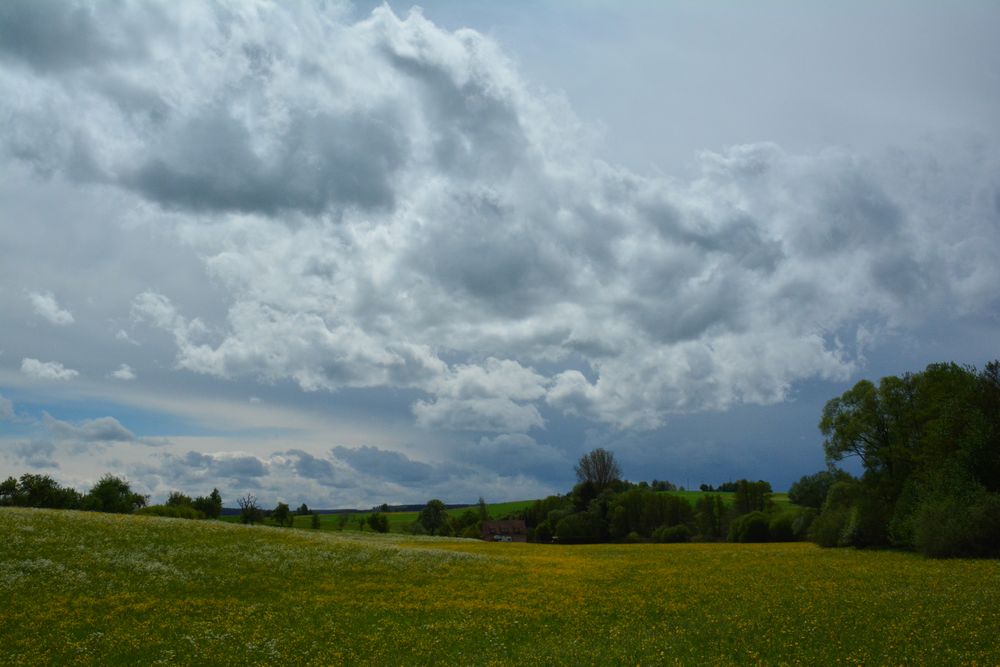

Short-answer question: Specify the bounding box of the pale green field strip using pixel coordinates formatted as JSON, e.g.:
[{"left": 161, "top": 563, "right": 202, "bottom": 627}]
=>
[
  {"left": 222, "top": 499, "right": 536, "bottom": 532},
  {"left": 4, "top": 507, "right": 996, "bottom": 665}
]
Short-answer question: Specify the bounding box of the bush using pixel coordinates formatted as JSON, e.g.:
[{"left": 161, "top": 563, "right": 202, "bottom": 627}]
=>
[
  {"left": 809, "top": 507, "right": 850, "bottom": 547},
  {"left": 624, "top": 531, "right": 643, "bottom": 543},
  {"left": 165, "top": 491, "right": 193, "bottom": 507},
  {"left": 653, "top": 524, "right": 692, "bottom": 543},
  {"left": 191, "top": 489, "right": 223, "bottom": 519},
  {"left": 83, "top": 475, "right": 147, "bottom": 514},
  {"left": 809, "top": 479, "right": 860, "bottom": 548},
  {"left": 788, "top": 470, "right": 852, "bottom": 509},
  {"left": 272, "top": 502, "right": 293, "bottom": 527},
  {"left": 532, "top": 520, "right": 553, "bottom": 543},
  {"left": 791, "top": 507, "right": 818, "bottom": 539},
  {"left": 838, "top": 488, "right": 892, "bottom": 548},
  {"left": 238, "top": 494, "right": 264, "bottom": 525},
  {"left": 768, "top": 512, "right": 797, "bottom": 542},
  {"left": 311, "top": 513, "right": 321, "bottom": 529},
  {"left": 728, "top": 512, "right": 770, "bottom": 543},
  {"left": 694, "top": 494, "right": 728, "bottom": 541},
  {"left": 137, "top": 504, "right": 205, "bottom": 520},
  {"left": 554, "top": 512, "right": 603, "bottom": 543},
  {"left": 1, "top": 474, "right": 82, "bottom": 509},
  {"left": 913, "top": 487, "right": 1000, "bottom": 558},
  {"left": 367, "top": 512, "right": 389, "bottom": 533}
]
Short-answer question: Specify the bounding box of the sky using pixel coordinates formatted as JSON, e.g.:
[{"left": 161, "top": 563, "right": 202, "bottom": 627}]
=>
[{"left": 1, "top": 0, "right": 999, "bottom": 508}]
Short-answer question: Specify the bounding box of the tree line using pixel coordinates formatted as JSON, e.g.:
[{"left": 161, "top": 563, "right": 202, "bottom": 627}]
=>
[
  {"left": 512, "top": 447, "right": 802, "bottom": 544},
  {"left": 0, "top": 473, "right": 224, "bottom": 518},
  {"left": 800, "top": 360, "right": 1000, "bottom": 558}
]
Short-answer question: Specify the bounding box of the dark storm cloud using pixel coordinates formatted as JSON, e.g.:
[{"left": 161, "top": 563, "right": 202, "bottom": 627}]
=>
[
  {"left": 332, "top": 445, "right": 435, "bottom": 484},
  {"left": 179, "top": 451, "right": 267, "bottom": 481},
  {"left": 38, "top": 413, "right": 167, "bottom": 447},
  {"left": 0, "top": 0, "right": 132, "bottom": 73},
  {"left": 385, "top": 48, "right": 528, "bottom": 179},
  {"left": 128, "top": 107, "right": 407, "bottom": 216},
  {"left": 10, "top": 440, "right": 58, "bottom": 469},
  {"left": 281, "top": 448, "right": 352, "bottom": 488},
  {"left": 43, "top": 413, "right": 136, "bottom": 443}
]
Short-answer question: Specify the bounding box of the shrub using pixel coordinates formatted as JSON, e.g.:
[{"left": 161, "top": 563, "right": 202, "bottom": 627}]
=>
[
  {"left": 809, "top": 479, "right": 860, "bottom": 548},
  {"left": 311, "top": 513, "right": 321, "bottom": 529},
  {"left": 653, "top": 524, "right": 692, "bottom": 543},
  {"left": 83, "top": 475, "right": 147, "bottom": 514},
  {"left": 191, "top": 489, "right": 223, "bottom": 519},
  {"left": 367, "top": 512, "right": 389, "bottom": 533},
  {"left": 913, "top": 486, "right": 1000, "bottom": 558},
  {"left": 624, "top": 531, "right": 643, "bottom": 543},
  {"left": 809, "top": 507, "right": 850, "bottom": 547},
  {"left": 788, "top": 470, "right": 852, "bottom": 509},
  {"left": 694, "top": 494, "right": 728, "bottom": 541},
  {"left": 1, "top": 474, "right": 82, "bottom": 509},
  {"left": 768, "top": 512, "right": 797, "bottom": 542},
  {"left": 137, "top": 504, "right": 204, "bottom": 520},
  {"left": 554, "top": 512, "right": 603, "bottom": 543},
  {"left": 165, "top": 491, "right": 193, "bottom": 507},
  {"left": 836, "top": 483, "right": 892, "bottom": 548},
  {"left": 728, "top": 512, "right": 769, "bottom": 543},
  {"left": 532, "top": 520, "right": 553, "bottom": 543},
  {"left": 238, "top": 494, "right": 263, "bottom": 525},
  {"left": 272, "top": 502, "right": 293, "bottom": 527},
  {"left": 791, "top": 507, "right": 818, "bottom": 540}
]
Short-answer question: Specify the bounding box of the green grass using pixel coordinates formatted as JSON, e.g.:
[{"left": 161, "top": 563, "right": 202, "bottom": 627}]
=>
[
  {"left": 669, "top": 490, "right": 795, "bottom": 512},
  {"left": 3, "top": 507, "right": 999, "bottom": 665}
]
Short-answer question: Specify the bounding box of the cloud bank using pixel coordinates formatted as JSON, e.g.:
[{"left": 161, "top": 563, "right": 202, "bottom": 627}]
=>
[{"left": 1, "top": 1, "right": 998, "bottom": 502}]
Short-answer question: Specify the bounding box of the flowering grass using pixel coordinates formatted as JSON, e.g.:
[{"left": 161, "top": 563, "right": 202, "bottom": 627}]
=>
[{"left": 2, "top": 507, "right": 998, "bottom": 665}]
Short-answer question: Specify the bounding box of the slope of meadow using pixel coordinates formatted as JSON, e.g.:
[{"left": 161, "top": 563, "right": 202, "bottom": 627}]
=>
[{"left": 2, "top": 507, "right": 998, "bottom": 665}]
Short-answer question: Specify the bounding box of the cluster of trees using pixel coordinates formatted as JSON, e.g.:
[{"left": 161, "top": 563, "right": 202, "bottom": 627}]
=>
[
  {"left": 139, "top": 489, "right": 223, "bottom": 520},
  {"left": 1, "top": 473, "right": 148, "bottom": 513},
  {"left": 0, "top": 472, "right": 227, "bottom": 521},
  {"left": 407, "top": 497, "right": 489, "bottom": 537},
  {"left": 800, "top": 361, "right": 1000, "bottom": 558},
  {"left": 518, "top": 448, "right": 809, "bottom": 544}
]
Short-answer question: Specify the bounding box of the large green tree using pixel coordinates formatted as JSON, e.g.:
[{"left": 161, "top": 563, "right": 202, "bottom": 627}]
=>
[
  {"left": 418, "top": 499, "right": 448, "bottom": 535},
  {"left": 816, "top": 361, "right": 1000, "bottom": 556},
  {"left": 574, "top": 448, "right": 622, "bottom": 491},
  {"left": 83, "top": 475, "right": 147, "bottom": 513}
]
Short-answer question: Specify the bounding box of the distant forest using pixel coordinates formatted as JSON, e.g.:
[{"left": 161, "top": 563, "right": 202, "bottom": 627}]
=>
[{"left": 3, "top": 360, "right": 997, "bottom": 558}]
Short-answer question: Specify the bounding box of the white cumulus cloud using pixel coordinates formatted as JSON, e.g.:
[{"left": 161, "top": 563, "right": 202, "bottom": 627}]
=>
[
  {"left": 2, "top": 1, "right": 998, "bottom": 435},
  {"left": 27, "top": 290, "right": 74, "bottom": 326},
  {"left": 110, "top": 364, "right": 136, "bottom": 380},
  {"left": 21, "top": 358, "right": 79, "bottom": 381}
]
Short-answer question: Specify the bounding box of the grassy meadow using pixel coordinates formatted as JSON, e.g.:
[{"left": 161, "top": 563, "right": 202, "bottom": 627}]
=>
[{"left": 3, "top": 507, "right": 999, "bottom": 665}]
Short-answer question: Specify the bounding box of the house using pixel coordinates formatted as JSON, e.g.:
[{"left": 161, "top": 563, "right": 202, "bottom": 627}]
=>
[{"left": 480, "top": 519, "right": 527, "bottom": 542}]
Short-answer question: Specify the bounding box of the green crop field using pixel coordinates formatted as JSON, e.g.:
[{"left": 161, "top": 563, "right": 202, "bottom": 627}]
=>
[
  {"left": 3, "top": 508, "right": 999, "bottom": 665},
  {"left": 223, "top": 499, "right": 537, "bottom": 533},
  {"left": 668, "top": 490, "right": 794, "bottom": 512}
]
